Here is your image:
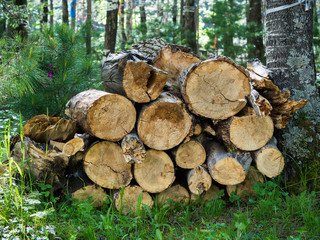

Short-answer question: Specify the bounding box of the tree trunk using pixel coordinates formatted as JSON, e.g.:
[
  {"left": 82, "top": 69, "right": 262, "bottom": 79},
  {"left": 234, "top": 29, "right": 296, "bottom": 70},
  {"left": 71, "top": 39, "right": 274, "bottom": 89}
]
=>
[
  {"left": 126, "top": 0, "right": 133, "bottom": 44},
  {"left": 65, "top": 89, "right": 136, "bottom": 141},
  {"left": 247, "top": 0, "right": 265, "bottom": 61},
  {"left": 206, "top": 141, "right": 252, "bottom": 185},
  {"left": 104, "top": 0, "right": 119, "bottom": 54},
  {"left": 180, "top": 0, "right": 184, "bottom": 42},
  {"left": 41, "top": 0, "right": 48, "bottom": 30},
  {"left": 86, "top": 0, "right": 92, "bottom": 55},
  {"left": 50, "top": 0, "right": 53, "bottom": 28},
  {"left": 13, "top": 0, "right": 28, "bottom": 40},
  {"left": 71, "top": 0, "right": 76, "bottom": 29},
  {"left": 153, "top": 45, "right": 201, "bottom": 84},
  {"left": 139, "top": 0, "right": 147, "bottom": 36},
  {"left": 134, "top": 150, "right": 175, "bottom": 193},
  {"left": 113, "top": 185, "right": 153, "bottom": 214},
  {"left": 83, "top": 141, "right": 133, "bottom": 189},
  {"left": 119, "top": 0, "right": 127, "bottom": 49},
  {"left": 265, "top": 0, "right": 320, "bottom": 189},
  {"left": 157, "top": 184, "right": 190, "bottom": 206},
  {"left": 62, "top": 0, "right": 69, "bottom": 25},
  {"left": 101, "top": 51, "right": 168, "bottom": 102},
  {"left": 173, "top": 139, "right": 206, "bottom": 169},
  {"left": 172, "top": 0, "right": 178, "bottom": 42},
  {"left": 251, "top": 137, "right": 284, "bottom": 178},
  {"left": 137, "top": 92, "right": 193, "bottom": 150},
  {"left": 178, "top": 56, "right": 251, "bottom": 119},
  {"left": 187, "top": 166, "right": 212, "bottom": 195},
  {"left": 183, "top": 0, "right": 197, "bottom": 52}
]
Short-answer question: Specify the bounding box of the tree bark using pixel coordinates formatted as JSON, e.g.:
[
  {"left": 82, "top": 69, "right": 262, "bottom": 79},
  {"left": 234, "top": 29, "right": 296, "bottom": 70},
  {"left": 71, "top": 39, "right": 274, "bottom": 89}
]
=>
[
  {"left": 179, "top": 56, "right": 251, "bottom": 119},
  {"left": 121, "top": 131, "right": 146, "bottom": 164},
  {"left": 139, "top": 0, "right": 147, "bottom": 36},
  {"left": 131, "top": 38, "right": 168, "bottom": 62},
  {"left": 183, "top": 0, "right": 197, "bottom": 52},
  {"left": 83, "top": 141, "right": 133, "bottom": 189},
  {"left": 86, "top": 0, "right": 92, "bottom": 55},
  {"left": 62, "top": 0, "right": 68, "bottom": 25},
  {"left": 265, "top": 0, "right": 319, "bottom": 188},
  {"left": 247, "top": 0, "right": 265, "bottom": 61},
  {"left": 126, "top": 0, "right": 134, "bottom": 44},
  {"left": 49, "top": 0, "right": 53, "bottom": 28},
  {"left": 119, "top": 0, "right": 127, "bottom": 49},
  {"left": 65, "top": 89, "right": 136, "bottom": 141},
  {"left": 134, "top": 150, "right": 175, "bottom": 193},
  {"left": 41, "top": 0, "right": 48, "bottom": 30},
  {"left": 104, "top": 0, "right": 119, "bottom": 54},
  {"left": 137, "top": 92, "right": 193, "bottom": 150}
]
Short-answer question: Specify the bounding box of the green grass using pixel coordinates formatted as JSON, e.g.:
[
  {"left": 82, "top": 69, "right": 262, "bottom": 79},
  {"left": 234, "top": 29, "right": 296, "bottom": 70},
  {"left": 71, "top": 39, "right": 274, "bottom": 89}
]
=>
[{"left": 1, "top": 122, "right": 320, "bottom": 240}]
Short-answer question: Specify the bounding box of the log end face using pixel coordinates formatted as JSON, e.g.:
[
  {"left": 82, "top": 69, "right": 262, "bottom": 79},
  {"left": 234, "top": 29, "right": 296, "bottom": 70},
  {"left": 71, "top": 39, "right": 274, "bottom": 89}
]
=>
[{"left": 256, "top": 147, "right": 284, "bottom": 178}]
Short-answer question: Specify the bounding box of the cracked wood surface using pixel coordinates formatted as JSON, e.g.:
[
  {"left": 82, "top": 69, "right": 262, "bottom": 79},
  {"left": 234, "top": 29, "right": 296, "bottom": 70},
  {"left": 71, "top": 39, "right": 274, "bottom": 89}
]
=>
[
  {"left": 65, "top": 89, "right": 136, "bottom": 141},
  {"left": 179, "top": 56, "right": 251, "bottom": 119},
  {"left": 83, "top": 141, "right": 132, "bottom": 189}
]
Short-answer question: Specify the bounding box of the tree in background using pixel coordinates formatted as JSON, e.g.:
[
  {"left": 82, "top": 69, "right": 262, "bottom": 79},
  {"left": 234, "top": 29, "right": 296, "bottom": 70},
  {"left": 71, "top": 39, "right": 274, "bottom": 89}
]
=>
[
  {"left": 247, "top": 0, "right": 264, "bottom": 62},
  {"left": 40, "top": 0, "right": 48, "bottom": 31},
  {"left": 139, "top": 0, "right": 147, "bottom": 37},
  {"left": 70, "top": 0, "right": 76, "bottom": 28},
  {"left": 203, "top": 0, "right": 246, "bottom": 60},
  {"left": 119, "top": 0, "right": 127, "bottom": 48},
  {"left": 126, "top": 0, "right": 134, "bottom": 44},
  {"left": 62, "top": 0, "right": 68, "bottom": 25},
  {"left": 104, "top": 0, "right": 119, "bottom": 54},
  {"left": 86, "top": 0, "right": 92, "bottom": 54},
  {"left": 265, "top": 0, "right": 320, "bottom": 190},
  {"left": 183, "top": 0, "right": 197, "bottom": 52}
]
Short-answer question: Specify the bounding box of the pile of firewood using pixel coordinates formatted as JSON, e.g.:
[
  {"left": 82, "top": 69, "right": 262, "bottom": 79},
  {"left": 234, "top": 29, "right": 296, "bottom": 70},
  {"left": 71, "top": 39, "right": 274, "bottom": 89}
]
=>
[{"left": 11, "top": 39, "right": 307, "bottom": 213}]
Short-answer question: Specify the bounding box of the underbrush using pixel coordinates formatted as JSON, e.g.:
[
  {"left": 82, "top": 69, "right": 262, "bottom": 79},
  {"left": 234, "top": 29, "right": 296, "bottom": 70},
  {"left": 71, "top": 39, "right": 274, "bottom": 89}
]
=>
[{"left": 0, "top": 123, "right": 319, "bottom": 240}]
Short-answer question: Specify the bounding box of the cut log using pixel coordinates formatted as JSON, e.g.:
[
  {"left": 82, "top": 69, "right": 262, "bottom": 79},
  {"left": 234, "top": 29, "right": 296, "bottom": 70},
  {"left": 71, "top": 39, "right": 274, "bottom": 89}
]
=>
[
  {"left": 131, "top": 38, "right": 168, "bottom": 61},
  {"left": 216, "top": 110, "right": 274, "bottom": 151},
  {"left": 11, "top": 137, "right": 69, "bottom": 190},
  {"left": 153, "top": 45, "right": 201, "bottom": 84},
  {"left": 113, "top": 185, "right": 154, "bottom": 214},
  {"left": 50, "top": 140, "right": 65, "bottom": 152},
  {"left": 23, "top": 115, "right": 76, "bottom": 143},
  {"left": 121, "top": 131, "right": 146, "bottom": 164},
  {"left": 187, "top": 166, "right": 212, "bottom": 195},
  {"left": 202, "top": 184, "right": 223, "bottom": 203},
  {"left": 251, "top": 137, "right": 284, "bottom": 178},
  {"left": 247, "top": 58, "right": 272, "bottom": 79},
  {"left": 72, "top": 184, "right": 108, "bottom": 207},
  {"left": 101, "top": 49, "right": 168, "bottom": 103},
  {"left": 206, "top": 141, "right": 252, "bottom": 185},
  {"left": 173, "top": 140, "right": 206, "bottom": 169},
  {"left": 137, "top": 92, "right": 193, "bottom": 150},
  {"left": 83, "top": 141, "right": 132, "bottom": 189},
  {"left": 157, "top": 184, "right": 190, "bottom": 206},
  {"left": 179, "top": 56, "right": 251, "bottom": 119},
  {"left": 63, "top": 138, "right": 85, "bottom": 156},
  {"left": 134, "top": 150, "right": 175, "bottom": 193},
  {"left": 65, "top": 89, "right": 136, "bottom": 141},
  {"left": 226, "top": 166, "right": 264, "bottom": 199}
]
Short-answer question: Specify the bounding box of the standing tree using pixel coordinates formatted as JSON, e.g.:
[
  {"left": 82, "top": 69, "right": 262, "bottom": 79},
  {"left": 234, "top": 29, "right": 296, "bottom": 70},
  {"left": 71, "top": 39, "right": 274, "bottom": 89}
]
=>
[
  {"left": 71, "top": 0, "right": 76, "bottom": 29},
  {"left": 247, "top": 0, "right": 264, "bottom": 61},
  {"left": 86, "top": 0, "right": 91, "bottom": 54},
  {"left": 265, "top": 0, "right": 320, "bottom": 189},
  {"left": 139, "top": 0, "right": 147, "bottom": 37},
  {"left": 62, "top": 0, "right": 69, "bottom": 25},
  {"left": 126, "top": 0, "right": 133, "bottom": 44},
  {"left": 104, "top": 0, "right": 119, "bottom": 54},
  {"left": 49, "top": 0, "right": 53, "bottom": 28},
  {"left": 183, "top": 0, "right": 197, "bottom": 52},
  {"left": 40, "top": 0, "right": 48, "bottom": 31},
  {"left": 119, "top": 0, "right": 127, "bottom": 48}
]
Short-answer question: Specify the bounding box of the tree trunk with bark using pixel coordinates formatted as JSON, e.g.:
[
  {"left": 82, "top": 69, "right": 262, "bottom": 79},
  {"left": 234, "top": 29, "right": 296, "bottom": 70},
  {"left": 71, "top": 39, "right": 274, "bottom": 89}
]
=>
[
  {"left": 50, "top": 0, "right": 53, "bottom": 28},
  {"left": 119, "top": 0, "right": 127, "bottom": 49},
  {"left": 41, "top": 0, "right": 48, "bottom": 30},
  {"left": 247, "top": 0, "right": 264, "bottom": 61},
  {"left": 104, "top": 0, "right": 119, "bottom": 54},
  {"left": 62, "top": 0, "right": 68, "bottom": 25},
  {"left": 265, "top": 0, "right": 320, "bottom": 189},
  {"left": 126, "top": 0, "right": 134, "bottom": 44},
  {"left": 183, "top": 0, "right": 197, "bottom": 52},
  {"left": 139, "top": 0, "right": 147, "bottom": 36},
  {"left": 86, "top": 0, "right": 92, "bottom": 55}
]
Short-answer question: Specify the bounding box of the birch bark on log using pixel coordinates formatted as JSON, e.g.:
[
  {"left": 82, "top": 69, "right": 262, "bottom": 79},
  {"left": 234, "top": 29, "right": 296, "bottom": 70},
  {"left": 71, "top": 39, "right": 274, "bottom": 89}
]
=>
[{"left": 206, "top": 141, "right": 252, "bottom": 185}]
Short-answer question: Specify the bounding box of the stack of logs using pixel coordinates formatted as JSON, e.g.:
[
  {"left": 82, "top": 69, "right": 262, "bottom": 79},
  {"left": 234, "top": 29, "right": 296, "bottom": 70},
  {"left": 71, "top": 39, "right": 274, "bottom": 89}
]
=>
[{"left": 11, "top": 39, "right": 307, "bottom": 213}]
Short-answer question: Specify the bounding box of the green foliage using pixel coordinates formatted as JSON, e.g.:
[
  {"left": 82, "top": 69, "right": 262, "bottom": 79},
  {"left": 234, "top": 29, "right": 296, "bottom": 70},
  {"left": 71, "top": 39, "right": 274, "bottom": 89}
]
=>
[
  {"left": 203, "top": 0, "right": 247, "bottom": 60},
  {"left": 1, "top": 24, "right": 100, "bottom": 119}
]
